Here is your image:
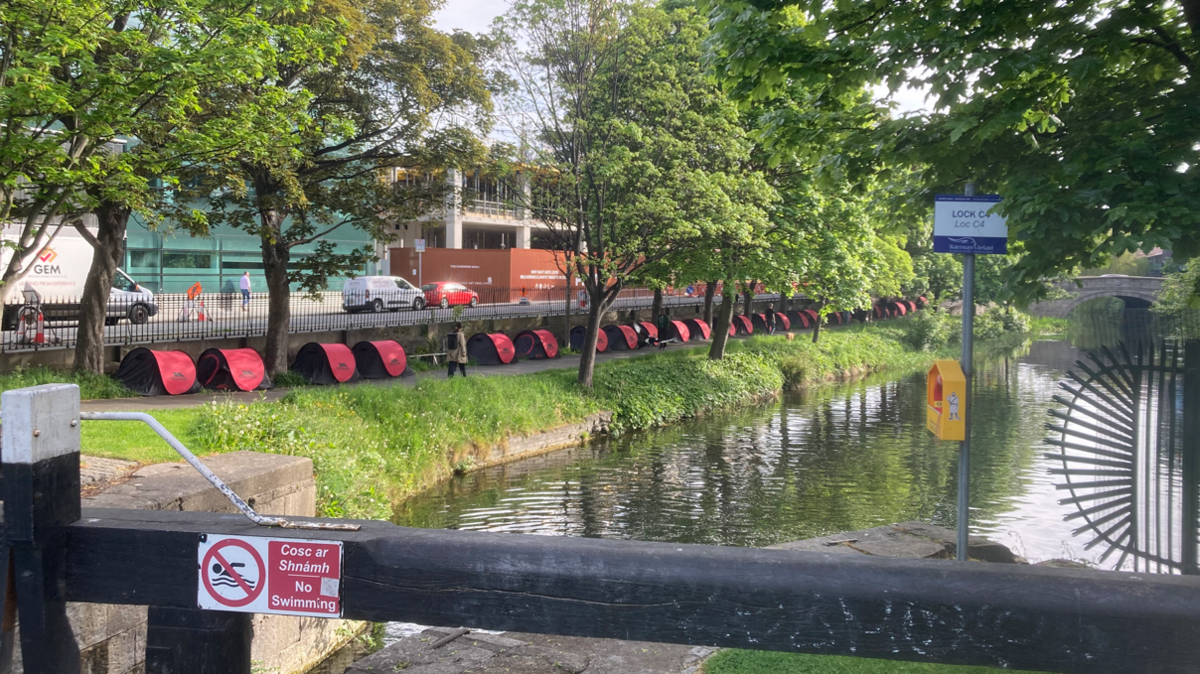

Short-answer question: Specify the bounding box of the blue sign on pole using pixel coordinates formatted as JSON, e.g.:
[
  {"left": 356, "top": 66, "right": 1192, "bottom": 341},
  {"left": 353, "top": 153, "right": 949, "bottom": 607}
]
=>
[{"left": 933, "top": 194, "right": 1008, "bottom": 255}]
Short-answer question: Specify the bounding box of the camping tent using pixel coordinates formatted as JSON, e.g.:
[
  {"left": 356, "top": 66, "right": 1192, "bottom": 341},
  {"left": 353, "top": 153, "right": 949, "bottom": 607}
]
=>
[
  {"left": 570, "top": 325, "right": 609, "bottom": 352},
  {"left": 906, "top": 301, "right": 918, "bottom": 314},
  {"left": 731, "top": 315, "right": 754, "bottom": 335},
  {"left": 197, "top": 348, "right": 272, "bottom": 392},
  {"left": 515, "top": 329, "right": 560, "bottom": 360},
  {"left": 114, "top": 348, "right": 200, "bottom": 396},
  {"left": 632, "top": 322, "right": 658, "bottom": 347},
  {"left": 352, "top": 340, "right": 410, "bottom": 378},
  {"left": 685, "top": 318, "right": 711, "bottom": 340},
  {"left": 894, "top": 302, "right": 907, "bottom": 316},
  {"left": 667, "top": 320, "right": 691, "bottom": 342},
  {"left": 292, "top": 343, "right": 361, "bottom": 385},
  {"left": 603, "top": 324, "right": 638, "bottom": 350},
  {"left": 467, "top": 333, "right": 515, "bottom": 365},
  {"left": 786, "top": 310, "right": 810, "bottom": 329}
]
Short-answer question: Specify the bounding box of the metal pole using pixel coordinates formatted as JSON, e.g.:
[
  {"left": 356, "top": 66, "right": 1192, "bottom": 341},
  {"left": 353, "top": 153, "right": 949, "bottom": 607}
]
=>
[{"left": 958, "top": 181, "right": 976, "bottom": 561}]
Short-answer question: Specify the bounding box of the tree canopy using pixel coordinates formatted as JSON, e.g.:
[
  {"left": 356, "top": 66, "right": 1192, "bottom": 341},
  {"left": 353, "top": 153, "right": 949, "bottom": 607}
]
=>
[{"left": 706, "top": 0, "right": 1199, "bottom": 302}]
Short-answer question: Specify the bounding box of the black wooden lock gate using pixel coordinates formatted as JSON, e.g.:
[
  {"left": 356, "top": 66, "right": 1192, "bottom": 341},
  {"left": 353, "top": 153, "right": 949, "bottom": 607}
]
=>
[{"left": 3, "top": 383, "right": 1200, "bottom": 674}]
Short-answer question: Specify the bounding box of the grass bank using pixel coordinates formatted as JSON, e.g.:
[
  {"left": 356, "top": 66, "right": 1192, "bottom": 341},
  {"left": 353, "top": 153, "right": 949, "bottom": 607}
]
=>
[
  {"left": 76, "top": 313, "right": 1037, "bottom": 519},
  {"left": 703, "top": 650, "right": 1045, "bottom": 674}
]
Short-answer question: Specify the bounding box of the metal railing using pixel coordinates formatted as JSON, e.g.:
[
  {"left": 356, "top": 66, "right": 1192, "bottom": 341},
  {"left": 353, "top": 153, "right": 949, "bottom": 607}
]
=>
[{"left": 1, "top": 286, "right": 772, "bottom": 353}]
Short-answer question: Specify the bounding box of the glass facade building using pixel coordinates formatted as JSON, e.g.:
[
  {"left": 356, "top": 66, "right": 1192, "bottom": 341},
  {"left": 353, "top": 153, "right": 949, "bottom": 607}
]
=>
[{"left": 123, "top": 215, "right": 377, "bottom": 294}]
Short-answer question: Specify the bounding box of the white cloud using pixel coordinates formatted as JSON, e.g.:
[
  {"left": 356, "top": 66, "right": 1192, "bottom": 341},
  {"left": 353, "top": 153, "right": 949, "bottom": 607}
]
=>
[{"left": 433, "top": 0, "right": 507, "bottom": 34}]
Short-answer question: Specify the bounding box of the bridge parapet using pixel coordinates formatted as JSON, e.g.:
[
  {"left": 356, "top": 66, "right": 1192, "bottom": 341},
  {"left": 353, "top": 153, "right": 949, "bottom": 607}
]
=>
[{"left": 1028, "top": 275, "right": 1163, "bottom": 318}]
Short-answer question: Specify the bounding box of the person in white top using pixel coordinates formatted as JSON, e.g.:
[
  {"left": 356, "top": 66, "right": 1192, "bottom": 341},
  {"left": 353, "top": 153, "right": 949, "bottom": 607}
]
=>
[{"left": 239, "top": 272, "right": 251, "bottom": 311}]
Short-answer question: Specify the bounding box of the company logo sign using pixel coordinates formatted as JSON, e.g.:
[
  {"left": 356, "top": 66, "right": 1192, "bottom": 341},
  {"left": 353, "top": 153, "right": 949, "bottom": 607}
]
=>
[{"left": 38, "top": 248, "right": 58, "bottom": 263}]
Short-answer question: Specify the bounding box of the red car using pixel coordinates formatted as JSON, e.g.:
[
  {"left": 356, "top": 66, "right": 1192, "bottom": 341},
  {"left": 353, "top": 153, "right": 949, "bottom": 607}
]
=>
[{"left": 422, "top": 282, "right": 479, "bottom": 308}]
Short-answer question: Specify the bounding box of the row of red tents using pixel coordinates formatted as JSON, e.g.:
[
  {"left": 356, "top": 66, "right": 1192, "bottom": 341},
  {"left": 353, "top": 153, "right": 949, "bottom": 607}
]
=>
[
  {"left": 116, "top": 297, "right": 927, "bottom": 395},
  {"left": 114, "top": 340, "right": 411, "bottom": 396}
]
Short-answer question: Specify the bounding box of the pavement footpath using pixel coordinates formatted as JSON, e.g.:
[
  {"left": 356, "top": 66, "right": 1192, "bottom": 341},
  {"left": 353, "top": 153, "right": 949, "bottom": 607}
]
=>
[{"left": 79, "top": 337, "right": 714, "bottom": 412}]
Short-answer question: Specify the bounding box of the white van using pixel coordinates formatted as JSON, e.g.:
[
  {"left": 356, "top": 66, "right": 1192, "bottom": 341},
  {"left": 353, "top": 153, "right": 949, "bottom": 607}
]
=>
[
  {"left": 342, "top": 276, "right": 425, "bottom": 313},
  {"left": 1, "top": 225, "right": 158, "bottom": 327}
]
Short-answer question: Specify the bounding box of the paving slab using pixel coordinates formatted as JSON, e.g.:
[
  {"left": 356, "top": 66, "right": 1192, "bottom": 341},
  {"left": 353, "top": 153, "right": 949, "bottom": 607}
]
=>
[{"left": 768, "top": 521, "right": 1022, "bottom": 563}]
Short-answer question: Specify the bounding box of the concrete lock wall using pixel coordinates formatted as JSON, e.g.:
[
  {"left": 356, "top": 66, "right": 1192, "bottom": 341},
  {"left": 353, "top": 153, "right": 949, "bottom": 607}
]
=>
[{"left": 11, "top": 451, "right": 366, "bottom": 674}]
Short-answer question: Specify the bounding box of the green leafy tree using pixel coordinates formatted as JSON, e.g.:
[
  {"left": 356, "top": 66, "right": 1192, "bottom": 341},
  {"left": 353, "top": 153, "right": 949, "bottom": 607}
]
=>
[
  {"left": 180, "top": 0, "right": 493, "bottom": 374},
  {"left": 706, "top": 0, "right": 1199, "bottom": 302},
  {"left": 493, "top": 0, "right": 773, "bottom": 386}
]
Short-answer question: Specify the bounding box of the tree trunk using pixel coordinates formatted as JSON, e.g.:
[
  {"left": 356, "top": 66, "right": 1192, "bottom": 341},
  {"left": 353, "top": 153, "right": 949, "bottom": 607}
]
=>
[
  {"left": 651, "top": 288, "right": 663, "bottom": 324},
  {"left": 703, "top": 280, "right": 716, "bottom": 325},
  {"left": 743, "top": 284, "right": 754, "bottom": 317},
  {"left": 577, "top": 283, "right": 618, "bottom": 388},
  {"left": 564, "top": 268, "right": 572, "bottom": 351},
  {"left": 708, "top": 283, "right": 736, "bottom": 360},
  {"left": 812, "top": 300, "right": 824, "bottom": 344},
  {"left": 780, "top": 289, "right": 789, "bottom": 314},
  {"left": 261, "top": 219, "right": 291, "bottom": 375},
  {"left": 73, "top": 201, "right": 131, "bottom": 373}
]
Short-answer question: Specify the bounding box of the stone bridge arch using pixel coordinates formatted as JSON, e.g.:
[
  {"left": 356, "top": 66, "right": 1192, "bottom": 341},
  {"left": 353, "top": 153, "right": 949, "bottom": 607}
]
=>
[{"left": 1027, "top": 276, "right": 1163, "bottom": 318}]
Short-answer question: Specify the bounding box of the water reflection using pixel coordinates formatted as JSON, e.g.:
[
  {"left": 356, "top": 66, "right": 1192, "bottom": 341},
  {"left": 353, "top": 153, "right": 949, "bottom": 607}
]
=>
[{"left": 396, "top": 340, "right": 1109, "bottom": 566}]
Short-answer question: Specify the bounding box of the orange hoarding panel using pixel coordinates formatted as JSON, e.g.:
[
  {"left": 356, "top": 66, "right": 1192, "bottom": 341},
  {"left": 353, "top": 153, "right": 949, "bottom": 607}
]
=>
[{"left": 389, "top": 247, "right": 576, "bottom": 302}]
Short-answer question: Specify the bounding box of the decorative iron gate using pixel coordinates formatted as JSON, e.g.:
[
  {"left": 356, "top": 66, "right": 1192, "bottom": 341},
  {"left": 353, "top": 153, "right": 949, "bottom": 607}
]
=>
[{"left": 1048, "top": 340, "right": 1200, "bottom": 573}]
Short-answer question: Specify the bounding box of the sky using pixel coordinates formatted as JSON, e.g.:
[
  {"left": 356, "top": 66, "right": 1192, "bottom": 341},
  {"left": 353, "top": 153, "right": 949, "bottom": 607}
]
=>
[{"left": 432, "top": 0, "right": 933, "bottom": 115}]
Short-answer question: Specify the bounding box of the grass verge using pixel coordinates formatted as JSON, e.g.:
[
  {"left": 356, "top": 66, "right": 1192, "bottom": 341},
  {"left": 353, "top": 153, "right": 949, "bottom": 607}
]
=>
[
  {"left": 703, "top": 650, "right": 1046, "bottom": 674},
  {"left": 0, "top": 366, "right": 132, "bottom": 400},
  {"left": 75, "top": 315, "right": 1042, "bottom": 519}
]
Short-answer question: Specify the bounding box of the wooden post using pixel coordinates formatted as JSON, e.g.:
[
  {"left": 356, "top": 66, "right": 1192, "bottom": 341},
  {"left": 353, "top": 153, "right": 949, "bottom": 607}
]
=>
[
  {"left": 1, "top": 384, "right": 83, "bottom": 674},
  {"left": 145, "top": 607, "right": 252, "bottom": 674}
]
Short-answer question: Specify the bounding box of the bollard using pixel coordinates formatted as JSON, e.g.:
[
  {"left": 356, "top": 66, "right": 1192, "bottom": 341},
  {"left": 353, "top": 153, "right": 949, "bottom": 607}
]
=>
[{"left": 1, "top": 383, "right": 83, "bottom": 674}]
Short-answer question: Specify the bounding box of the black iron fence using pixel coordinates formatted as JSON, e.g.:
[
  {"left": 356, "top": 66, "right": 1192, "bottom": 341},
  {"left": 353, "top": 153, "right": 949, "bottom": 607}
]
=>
[{"left": 1, "top": 287, "right": 768, "bottom": 353}]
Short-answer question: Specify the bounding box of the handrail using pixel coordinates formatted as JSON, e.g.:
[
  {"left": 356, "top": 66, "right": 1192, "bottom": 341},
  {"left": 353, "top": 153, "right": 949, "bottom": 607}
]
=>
[{"left": 79, "top": 411, "right": 360, "bottom": 531}]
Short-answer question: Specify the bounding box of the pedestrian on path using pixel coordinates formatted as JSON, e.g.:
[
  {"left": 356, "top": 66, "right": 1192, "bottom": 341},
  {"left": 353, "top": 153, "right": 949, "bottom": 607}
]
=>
[
  {"left": 765, "top": 303, "right": 776, "bottom": 335},
  {"left": 446, "top": 322, "right": 468, "bottom": 378},
  {"left": 240, "top": 272, "right": 251, "bottom": 311}
]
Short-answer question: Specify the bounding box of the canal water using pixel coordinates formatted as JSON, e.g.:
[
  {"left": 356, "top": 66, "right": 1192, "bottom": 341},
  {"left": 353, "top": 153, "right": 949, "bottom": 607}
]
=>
[{"left": 394, "top": 339, "right": 1108, "bottom": 567}]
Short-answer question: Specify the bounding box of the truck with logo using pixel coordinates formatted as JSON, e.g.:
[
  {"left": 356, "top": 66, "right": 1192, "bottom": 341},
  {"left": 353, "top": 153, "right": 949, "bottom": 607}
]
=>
[{"left": 1, "top": 224, "right": 158, "bottom": 328}]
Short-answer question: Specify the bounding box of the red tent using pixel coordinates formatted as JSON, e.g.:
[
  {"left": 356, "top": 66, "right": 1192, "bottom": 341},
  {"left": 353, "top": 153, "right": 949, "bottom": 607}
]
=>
[
  {"left": 918, "top": 296, "right": 929, "bottom": 307},
  {"left": 603, "top": 324, "right": 638, "bottom": 350},
  {"left": 292, "top": 343, "right": 361, "bottom": 385},
  {"left": 638, "top": 322, "right": 658, "bottom": 340},
  {"left": 803, "top": 309, "right": 819, "bottom": 324},
  {"left": 467, "top": 333, "right": 515, "bottom": 365},
  {"left": 895, "top": 302, "right": 908, "bottom": 316},
  {"left": 197, "top": 348, "right": 272, "bottom": 392},
  {"left": 667, "top": 320, "right": 691, "bottom": 342},
  {"left": 731, "top": 315, "right": 753, "bottom": 335},
  {"left": 570, "top": 325, "right": 608, "bottom": 352},
  {"left": 352, "top": 340, "right": 409, "bottom": 378},
  {"left": 114, "top": 348, "right": 200, "bottom": 396},
  {"left": 515, "top": 329, "right": 560, "bottom": 359},
  {"left": 786, "top": 310, "right": 810, "bottom": 329},
  {"left": 906, "top": 301, "right": 918, "bottom": 313},
  {"left": 685, "top": 318, "right": 711, "bottom": 340}
]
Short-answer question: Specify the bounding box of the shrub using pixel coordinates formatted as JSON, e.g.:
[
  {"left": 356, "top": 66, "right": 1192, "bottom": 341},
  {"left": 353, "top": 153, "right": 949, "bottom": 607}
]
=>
[
  {"left": 903, "top": 310, "right": 957, "bottom": 351},
  {"left": 974, "top": 306, "right": 1031, "bottom": 341}
]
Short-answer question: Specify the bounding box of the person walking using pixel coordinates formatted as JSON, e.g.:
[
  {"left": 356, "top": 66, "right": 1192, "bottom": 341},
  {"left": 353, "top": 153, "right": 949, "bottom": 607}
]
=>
[
  {"left": 239, "top": 272, "right": 252, "bottom": 311},
  {"left": 765, "top": 303, "right": 777, "bottom": 335},
  {"left": 446, "top": 322, "right": 468, "bottom": 378}
]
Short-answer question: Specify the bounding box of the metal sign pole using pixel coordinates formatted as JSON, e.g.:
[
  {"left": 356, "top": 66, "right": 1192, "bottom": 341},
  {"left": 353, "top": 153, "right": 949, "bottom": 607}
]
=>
[{"left": 957, "top": 181, "right": 977, "bottom": 561}]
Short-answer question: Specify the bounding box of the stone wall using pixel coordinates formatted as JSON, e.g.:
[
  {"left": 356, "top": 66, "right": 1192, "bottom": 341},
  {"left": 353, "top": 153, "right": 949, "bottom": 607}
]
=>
[{"left": 13, "top": 451, "right": 365, "bottom": 674}]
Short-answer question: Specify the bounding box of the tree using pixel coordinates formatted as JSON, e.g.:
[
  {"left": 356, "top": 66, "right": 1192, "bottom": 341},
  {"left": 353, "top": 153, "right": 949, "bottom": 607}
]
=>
[
  {"left": 180, "top": 0, "right": 492, "bottom": 374},
  {"left": 493, "top": 0, "right": 772, "bottom": 386},
  {"left": 706, "top": 0, "right": 1199, "bottom": 302},
  {"left": 67, "top": 0, "right": 313, "bottom": 373}
]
